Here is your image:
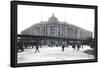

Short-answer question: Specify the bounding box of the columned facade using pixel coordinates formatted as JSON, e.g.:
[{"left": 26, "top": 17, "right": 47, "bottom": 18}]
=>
[{"left": 22, "top": 14, "right": 92, "bottom": 40}]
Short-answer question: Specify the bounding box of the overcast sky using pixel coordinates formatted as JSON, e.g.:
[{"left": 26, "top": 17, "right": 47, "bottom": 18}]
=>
[{"left": 18, "top": 5, "right": 94, "bottom": 34}]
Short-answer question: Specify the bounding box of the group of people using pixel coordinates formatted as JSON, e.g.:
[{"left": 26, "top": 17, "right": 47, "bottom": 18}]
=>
[
  {"left": 61, "top": 42, "right": 83, "bottom": 52},
  {"left": 17, "top": 39, "right": 84, "bottom": 53},
  {"left": 17, "top": 40, "right": 40, "bottom": 53},
  {"left": 72, "top": 44, "right": 82, "bottom": 51}
]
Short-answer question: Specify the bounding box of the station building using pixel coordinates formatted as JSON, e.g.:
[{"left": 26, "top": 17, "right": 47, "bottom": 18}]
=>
[{"left": 21, "top": 13, "right": 92, "bottom": 40}]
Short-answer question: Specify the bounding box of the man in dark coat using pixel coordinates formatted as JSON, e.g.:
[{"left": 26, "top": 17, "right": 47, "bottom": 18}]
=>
[
  {"left": 72, "top": 44, "right": 76, "bottom": 50},
  {"left": 76, "top": 44, "right": 81, "bottom": 51},
  {"left": 35, "top": 40, "right": 40, "bottom": 53},
  {"left": 62, "top": 42, "right": 65, "bottom": 52}
]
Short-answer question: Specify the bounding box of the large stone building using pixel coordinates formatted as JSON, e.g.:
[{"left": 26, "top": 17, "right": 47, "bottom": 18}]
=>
[{"left": 21, "top": 14, "right": 92, "bottom": 40}]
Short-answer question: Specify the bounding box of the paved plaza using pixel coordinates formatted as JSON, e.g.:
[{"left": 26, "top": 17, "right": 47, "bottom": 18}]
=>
[{"left": 17, "top": 46, "right": 94, "bottom": 63}]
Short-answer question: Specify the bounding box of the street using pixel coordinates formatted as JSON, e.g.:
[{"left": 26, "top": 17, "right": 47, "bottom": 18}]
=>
[{"left": 17, "top": 46, "right": 94, "bottom": 63}]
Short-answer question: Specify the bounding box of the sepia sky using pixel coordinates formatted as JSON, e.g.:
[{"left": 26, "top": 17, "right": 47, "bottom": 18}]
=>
[{"left": 18, "top": 5, "right": 95, "bottom": 35}]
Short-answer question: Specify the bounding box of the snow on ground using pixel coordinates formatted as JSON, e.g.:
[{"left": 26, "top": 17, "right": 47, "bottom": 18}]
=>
[{"left": 17, "top": 46, "right": 94, "bottom": 63}]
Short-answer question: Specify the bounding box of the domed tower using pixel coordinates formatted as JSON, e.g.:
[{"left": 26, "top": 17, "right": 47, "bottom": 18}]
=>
[{"left": 48, "top": 13, "right": 58, "bottom": 23}]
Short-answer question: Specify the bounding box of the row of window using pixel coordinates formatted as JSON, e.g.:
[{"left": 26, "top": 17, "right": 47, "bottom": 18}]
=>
[{"left": 34, "top": 26, "right": 78, "bottom": 39}]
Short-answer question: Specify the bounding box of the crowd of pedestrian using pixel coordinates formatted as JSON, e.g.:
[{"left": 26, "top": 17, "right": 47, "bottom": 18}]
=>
[{"left": 17, "top": 40, "right": 90, "bottom": 53}]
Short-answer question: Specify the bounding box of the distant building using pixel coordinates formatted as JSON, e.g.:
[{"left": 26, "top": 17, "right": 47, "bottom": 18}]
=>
[{"left": 21, "top": 13, "right": 92, "bottom": 40}]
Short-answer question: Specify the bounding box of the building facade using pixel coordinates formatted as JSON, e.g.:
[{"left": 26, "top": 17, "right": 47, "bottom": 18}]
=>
[{"left": 21, "top": 14, "right": 92, "bottom": 40}]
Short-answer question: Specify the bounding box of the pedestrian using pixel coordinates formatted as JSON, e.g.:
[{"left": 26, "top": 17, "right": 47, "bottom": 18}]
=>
[
  {"left": 81, "top": 45, "right": 84, "bottom": 49},
  {"left": 62, "top": 42, "right": 65, "bottom": 52},
  {"left": 76, "top": 44, "right": 80, "bottom": 51},
  {"left": 17, "top": 40, "right": 24, "bottom": 52},
  {"left": 72, "top": 44, "right": 76, "bottom": 50},
  {"left": 35, "top": 40, "right": 40, "bottom": 53}
]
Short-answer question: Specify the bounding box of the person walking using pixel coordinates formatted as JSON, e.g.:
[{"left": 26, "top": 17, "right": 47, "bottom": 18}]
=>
[
  {"left": 72, "top": 44, "right": 76, "bottom": 50},
  {"left": 76, "top": 44, "right": 81, "bottom": 51},
  {"left": 62, "top": 42, "right": 65, "bottom": 52},
  {"left": 35, "top": 40, "right": 40, "bottom": 53}
]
